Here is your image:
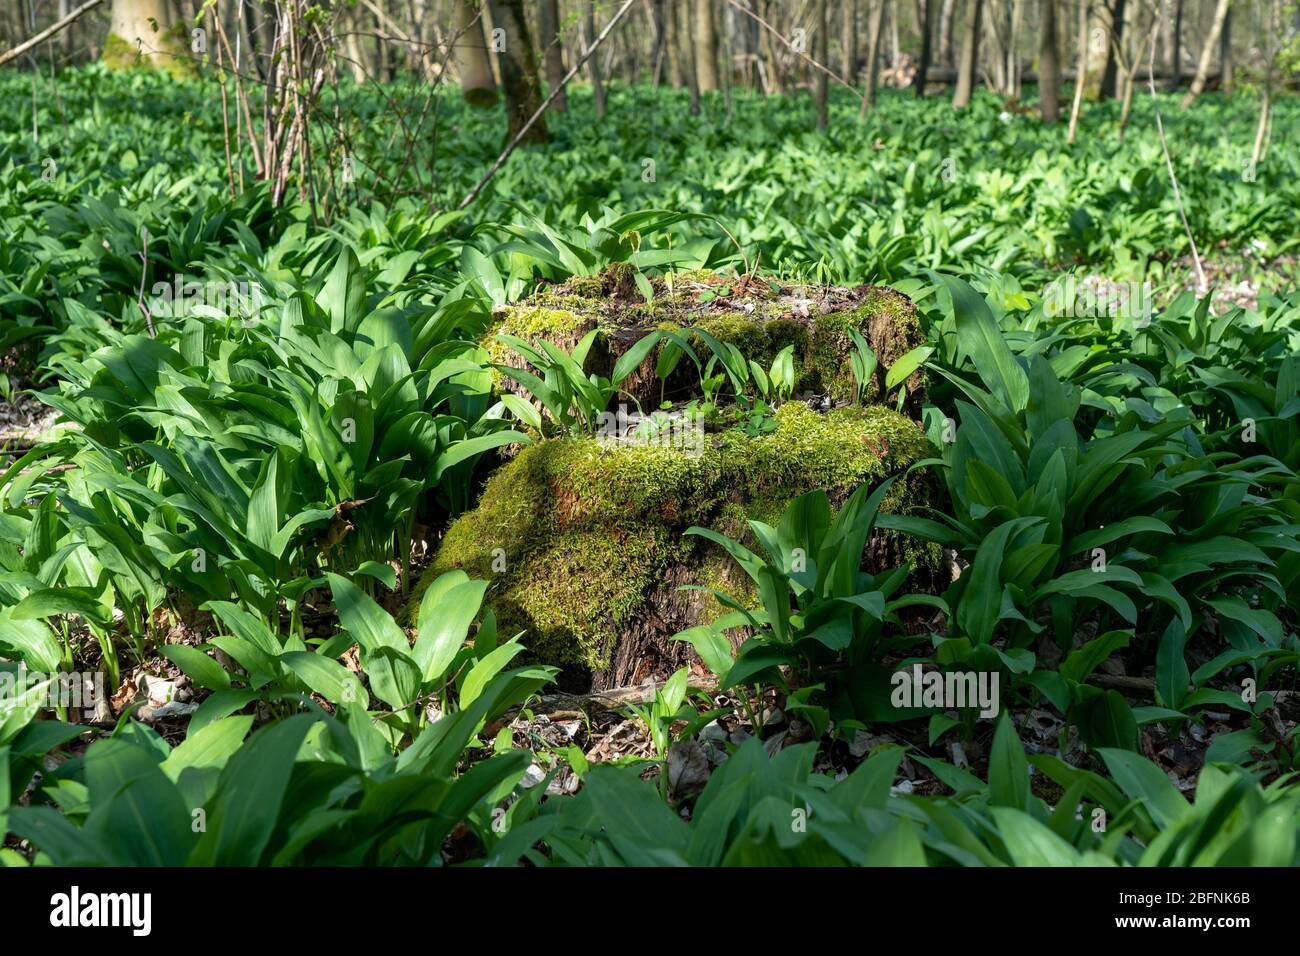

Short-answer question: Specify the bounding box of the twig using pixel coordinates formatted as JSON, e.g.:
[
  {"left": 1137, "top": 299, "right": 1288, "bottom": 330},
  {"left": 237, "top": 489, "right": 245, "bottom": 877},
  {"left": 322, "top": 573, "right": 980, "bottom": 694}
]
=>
[
  {"left": 1146, "top": 26, "right": 1206, "bottom": 294},
  {"left": 457, "top": 0, "right": 641, "bottom": 211},
  {"left": 724, "top": 0, "right": 866, "bottom": 111},
  {"left": 0, "top": 0, "right": 105, "bottom": 68}
]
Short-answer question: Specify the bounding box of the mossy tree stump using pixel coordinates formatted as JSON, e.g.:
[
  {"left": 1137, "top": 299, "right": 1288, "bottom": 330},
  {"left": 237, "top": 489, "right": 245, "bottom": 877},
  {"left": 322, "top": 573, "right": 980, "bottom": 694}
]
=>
[
  {"left": 415, "top": 404, "right": 937, "bottom": 690},
  {"left": 485, "top": 267, "right": 928, "bottom": 416},
  {"left": 412, "top": 269, "right": 938, "bottom": 692}
]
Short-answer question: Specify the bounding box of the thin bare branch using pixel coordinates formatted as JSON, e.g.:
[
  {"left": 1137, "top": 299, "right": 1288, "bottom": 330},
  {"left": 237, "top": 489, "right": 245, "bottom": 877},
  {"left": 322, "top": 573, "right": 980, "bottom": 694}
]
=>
[
  {"left": 0, "top": 0, "right": 105, "bottom": 68},
  {"left": 457, "top": 0, "right": 641, "bottom": 211}
]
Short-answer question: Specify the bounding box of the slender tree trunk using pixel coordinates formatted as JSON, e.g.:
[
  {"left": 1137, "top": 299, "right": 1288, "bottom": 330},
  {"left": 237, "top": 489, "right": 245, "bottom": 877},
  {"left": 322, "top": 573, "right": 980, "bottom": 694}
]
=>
[
  {"left": 986, "top": 0, "right": 1007, "bottom": 94},
  {"left": 59, "top": 0, "right": 72, "bottom": 58},
  {"left": 763, "top": 0, "right": 787, "bottom": 94},
  {"left": 1181, "top": 0, "right": 1230, "bottom": 108},
  {"left": 1066, "top": 0, "right": 1087, "bottom": 141},
  {"left": 345, "top": 10, "right": 366, "bottom": 81},
  {"left": 1250, "top": 0, "right": 1281, "bottom": 165},
  {"left": 684, "top": 0, "right": 700, "bottom": 113},
  {"left": 452, "top": 0, "right": 498, "bottom": 106},
  {"left": 1100, "top": 0, "right": 1126, "bottom": 97},
  {"left": 889, "top": 0, "right": 900, "bottom": 68},
  {"left": 1009, "top": 0, "right": 1023, "bottom": 99},
  {"left": 622, "top": 14, "right": 639, "bottom": 85},
  {"left": 489, "top": 0, "right": 548, "bottom": 144},
  {"left": 843, "top": 0, "right": 859, "bottom": 80},
  {"left": 1169, "top": 0, "right": 1183, "bottom": 85},
  {"left": 1219, "top": 6, "right": 1231, "bottom": 93},
  {"left": 668, "top": 0, "right": 686, "bottom": 87},
  {"left": 720, "top": 0, "right": 732, "bottom": 112},
  {"left": 939, "top": 0, "right": 957, "bottom": 65},
  {"left": 1040, "top": 0, "right": 1059, "bottom": 120},
  {"left": 694, "top": 0, "right": 718, "bottom": 91},
  {"left": 952, "top": 0, "right": 982, "bottom": 108},
  {"left": 539, "top": 0, "right": 567, "bottom": 110},
  {"left": 650, "top": 0, "right": 667, "bottom": 86},
  {"left": 1082, "top": 0, "right": 1107, "bottom": 98},
  {"left": 586, "top": 1, "right": 607, "bottom": 115},
  {"left": 1251, "top": 85, "right": 1271, "bottom": 165},
  {"left": 244, "top": 0, "right": 265, "bottom": 82},
  {"left": 913, "top": 0, "right": 937, "bottom": 95},
  {"left": 814, "top": 0, "right": 828, "bottom": 128},
  {"left": 860, "top": 0, "right": 887, "bottom": 113}
]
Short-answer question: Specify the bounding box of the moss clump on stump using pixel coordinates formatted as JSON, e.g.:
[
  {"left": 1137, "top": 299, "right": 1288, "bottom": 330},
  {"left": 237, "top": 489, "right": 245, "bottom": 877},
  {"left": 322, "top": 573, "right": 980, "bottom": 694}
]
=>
[
  {"left": 484, "top": 267, "right": 928, "bottom": 413},
  {"left": 411, "top": 402, "right": 939, "bottom": 690}
]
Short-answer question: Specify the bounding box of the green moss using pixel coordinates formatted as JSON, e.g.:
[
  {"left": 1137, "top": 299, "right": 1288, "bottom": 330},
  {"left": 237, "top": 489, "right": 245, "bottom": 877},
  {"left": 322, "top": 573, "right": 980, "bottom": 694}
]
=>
[
  {"left": 489, "top": 305, "right": 592, "bottom": 342},
  {"left": 804, "top": 290, "right": 924, "bottom": 402},
  {"left": 484, "top": 305, "right": 604, "bottom": 388},
  {"left": 497, "top": 528, "right": 687, "bottom": 670},
  {"left": 694, "top": 312, "right": 776, "bottom": 362},
  {"left": 414, "top": 400, "right": 937, "bottom": 675},
  {"left": 102, "top": 34, "right": 139, "bottom": 71},
  {"left": 698, "top": 541, "right": 758, "bottom": 623},
  {"left": 721, "top": 403, "right": 927, "bottom": 500},
  {"left": 102, "top": 27, "right": 197, "bottom": 79}
]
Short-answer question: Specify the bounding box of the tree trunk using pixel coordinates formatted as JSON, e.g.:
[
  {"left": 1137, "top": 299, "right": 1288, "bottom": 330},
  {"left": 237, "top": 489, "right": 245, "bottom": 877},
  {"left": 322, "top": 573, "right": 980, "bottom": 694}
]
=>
[
  {"left": 860, "top": 0, "right": 886, "bottom": 114},
  {"left": 650, "top": 0, "right": 667, "bottom": 86},
  {"left": 104, "top": 0, "right": 187, "bottom": 73},
  {"left": 244, "top": 0, "right": 265, "bottom": 82},
  {"left": 913, "top": 0, "right": 937, "bottom": 95},
  {"left": 814, "top": 0, "right": 828, "bottom": 128},
  {"left": 1008, "top": 0, "right": 1023, "bottom": 99},
  {"left": 59, "top": 0, "right": 73, "bottom": 58},
  {"left": 489, "top": 0, "right": 548, "bottom": 144},
  {"left": 1100, "top": 0, "right": 1126, "bottom": 98},
  {"left": 843, "top": 0, "right": 859, "bottom": 81},
  {"left": 952, "top": 0, "right": 982, "bottom": 108},
  {"left": 1066, "top": 0, "right": 1086, "bottom": 141},
  {"left": 539, "top": 0, "right": 567, "bottom": 110},
  {"left": 1169, "top": 0, "right": 1183, "bottom": 86},
  {"left": 668, "top": 0, "right": 686, "bottom": 87},
  {"left": 376, "top": 19, "right": 390, "bottom": 81},
  {"left": 889, "top": 0, "right": 900, "bottom": 67},
  {"left": 694, "top": 0, "right": 718, "bottom": 91},
  {"left": 686, "top": 0, "right": 701, "bottom": 113},
  {"left": 938, "top": 0, "right": 957, "bottom": 65},
  {"left": 1250, "top": 84, "right": 1271, "bottom": 166},
  {"left": 1039, "top": 0, "right": 1059, "bottom": 121},
  {"left": 1250, "top": 0, "right": 1281, "bottom": 165},
  {"left": 762, "top": 0, "right": 788, "bottom": 94},
  {"left": 452, "top": 0, "right": 498, "bottom": 107},
  {"left": 1181, "top": 0, "right": 1230, "bottom": 108},
  {"left": 586, "top": 1, "right": 607, "bottom": 115},
  {"left": 345, "top": 10, "right": 366, "bottom": 81},
  {"left": 1219, "top": 6, "right": 1231, "bottom": 93},
  {"left": 720, "top": 0, "right": 732, "bottom": 112},
  {"left": 1082, "top": 0, "right": 1107, "bottom": 99}
]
